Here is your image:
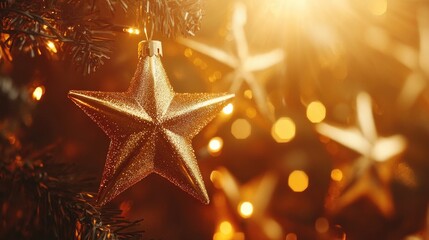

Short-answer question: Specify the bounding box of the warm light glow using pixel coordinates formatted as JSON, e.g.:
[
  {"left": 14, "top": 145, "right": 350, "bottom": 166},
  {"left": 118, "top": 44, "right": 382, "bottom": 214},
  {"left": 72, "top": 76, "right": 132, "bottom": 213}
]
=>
[
  {"left": 125, "top": 27, "right": 140, "bottom": 35},
  {"left": 222, "top": 103, "right": 234, "bottom": 115},
  {"left": 331, "top": 168, "right": 343, "bottom": 182},
  {"left": 238, "top": 201, "right": 254, "bottom": 218},
  {"left": 306, "top": 101, "right": 326, "bottom": 123},
  {"left": 208, "top": 137, "right": 223, "bottom": 155},
  {"left": 219, "top": 221, "right": 233, "bottom": 235},
  {"left": 231, "top": 119, "right": 251, "bottom": 139},
  {"left": 246, "top": 107, "right": 257, "bottom": 118},
  {"left": 210, "top": 170, "right": 222, "bottom": 187},
  {"left": 285, "top": 233, "right": 298, "bottom": 240},
  {"left": 46, "top": 41, "right": 57, "bottom": 53},
  {"left": 184, "top": 48, "right": 193, "bottom": 57},
  {"left": 244, "top": 89, "right": 253, "bottom": 99},
  {"left": 315, "top": 217, "right": 330, "bottom": 233},
  {"left": 288, "top": 170, "right": 309, "bottom": 192},
  {"left": 271, "top": 117, "right": 296, "bottom": 143},
  {"left": 367, "top": 0, "right": 387, "bottom": 16},
  {"left": 32, "top": 86, "right": 45, "bottom": 101}
]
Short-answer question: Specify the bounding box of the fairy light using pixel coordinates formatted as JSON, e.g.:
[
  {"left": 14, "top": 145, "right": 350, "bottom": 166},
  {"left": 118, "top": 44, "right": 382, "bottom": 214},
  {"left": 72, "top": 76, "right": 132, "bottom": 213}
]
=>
[
  {"left": 32, "top": 86, "right": 45, "bottom": 101},
  {"left": 184, "top": 48, "right": 193, "bottom": 57},
  {"left": 238, "top": 201, "right": 254, "bottom": 218},
  {"left": 330, "top": 168, "right": 343, "bottom": 182},
  {"left": 271, "top": 117, "right": 296, "bottom": 143},
  {"left": 125, "top": 27, "right": 140, "bottom": 35},
  {"left": 222, "top": 103, "right": 234, "bottom": 115},
  {"left": 306, "top": 101, "right": 326, "bottom": 123},
  {"left": 208, "top": 137, "right": 223, "bottom": 155},
  {"left": 288, "top": 170, "right": 309, "bottom": 192},
  {"left": 231, "top": 119, "right": 251, "bottom": 139},
  {"left": 46, "top": 41, "right": 57, "bottom": 53}
]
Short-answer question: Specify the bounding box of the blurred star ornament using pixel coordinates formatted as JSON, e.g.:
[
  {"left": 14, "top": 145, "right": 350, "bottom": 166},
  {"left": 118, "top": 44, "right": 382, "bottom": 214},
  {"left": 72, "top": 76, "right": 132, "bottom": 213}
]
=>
[
  {"left": 179, "top": 2, "right": 284, "bottom": 121},
  {"left": 211, "top": 167, "right": 282, "bottom": 240},
  {"left": 69, "top": 40, "right": 234, "bottom": 206},
  {"left": 365, "top": 3, "right": 429, "bottom": 109},
  {"left": 316, "top": 92, "right": 407, "bottom": 217}
]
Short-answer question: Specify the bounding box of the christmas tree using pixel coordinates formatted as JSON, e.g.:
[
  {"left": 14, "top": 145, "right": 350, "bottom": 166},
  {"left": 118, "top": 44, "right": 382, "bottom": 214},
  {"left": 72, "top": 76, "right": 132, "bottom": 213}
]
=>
[{"left": 1, "top": 0, "right": 429, "bottom": 239}]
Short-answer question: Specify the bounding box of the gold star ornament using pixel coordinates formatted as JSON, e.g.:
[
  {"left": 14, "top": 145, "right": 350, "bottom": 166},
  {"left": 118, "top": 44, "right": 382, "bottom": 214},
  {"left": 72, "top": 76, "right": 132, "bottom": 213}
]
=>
[{"left": 69, "top": 40, "right": 234, "bottom": 206}]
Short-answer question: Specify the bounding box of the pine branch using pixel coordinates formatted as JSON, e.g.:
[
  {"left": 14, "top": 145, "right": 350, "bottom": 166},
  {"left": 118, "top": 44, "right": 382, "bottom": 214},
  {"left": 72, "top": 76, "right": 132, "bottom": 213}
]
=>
[
  {"left": 0, "top": 140, "right": 143, "bottom": 239},
  {"left": 0, "top": 0, "right": 128, "bottom": 75}
]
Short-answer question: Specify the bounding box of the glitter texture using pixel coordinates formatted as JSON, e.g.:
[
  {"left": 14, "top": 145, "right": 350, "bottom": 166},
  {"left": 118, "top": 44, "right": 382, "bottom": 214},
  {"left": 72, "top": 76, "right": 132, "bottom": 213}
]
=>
[{"left": 69, "top": 41, "right": 234, "bottom": 206}]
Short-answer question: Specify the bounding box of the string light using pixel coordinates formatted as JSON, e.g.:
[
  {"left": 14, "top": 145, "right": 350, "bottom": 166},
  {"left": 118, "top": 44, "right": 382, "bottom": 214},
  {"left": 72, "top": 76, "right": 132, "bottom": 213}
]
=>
[
  {"left": 288, "top": 170, "right": 309, "bottom": 192},
  {"left": 124, "top": 27, "right": 140, "bottom": 35},
  {"left": 32, "top": 86, "right": 45, "bottom": 101},
  {"left": 46, "top": 41, "right": 57, "bottom": 53},
  {"left": 238, "top": 201, "right": 253, "bottom": 218},
  {"left": 244, "top": 89, "right": 253, "bottom": 99}
]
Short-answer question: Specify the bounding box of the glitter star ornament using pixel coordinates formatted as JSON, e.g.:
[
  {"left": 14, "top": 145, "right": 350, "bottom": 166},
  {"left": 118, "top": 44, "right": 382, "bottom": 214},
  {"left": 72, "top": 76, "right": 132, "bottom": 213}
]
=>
[
  {"left": 69, "top": 40, "right": 234, "bottom": 206},
  {"left": 179, "top": 2, "right": 284, "bottom": 120},
  {"left": 316, "top": 92, "right": 407, "bottom": 217}
]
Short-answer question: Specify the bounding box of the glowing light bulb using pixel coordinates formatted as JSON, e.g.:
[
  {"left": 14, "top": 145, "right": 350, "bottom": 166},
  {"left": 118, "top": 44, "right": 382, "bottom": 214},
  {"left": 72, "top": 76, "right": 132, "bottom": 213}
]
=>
[
  {"left": 238, "top": 201, "right": 253, "bottom": 218},
  {"left": 125, "top": 27, "right": 140, "bottom": 35},
  {"left": 271, "top": 117, "right": 296, "bottom": 143},
  {"left": 330, "top": 168, "right": 343, "bottom": 182},
  {"left": 306, "top": 101, "right": 326, "bottom": 123},
  {"left": 46, "top": 41, "right": 57, "bottom": 53},
  {"left": 208, "top": 137, "right": 223, "bottom": 155},
  {"left": 288, "top": 170, "right": 309, "bottom": 192},
  {"left": 222, "top": 103, "right": 234, "bottom": 115},
  {"left": 32, "top": 86, "right": 45, "bottom": 101}
]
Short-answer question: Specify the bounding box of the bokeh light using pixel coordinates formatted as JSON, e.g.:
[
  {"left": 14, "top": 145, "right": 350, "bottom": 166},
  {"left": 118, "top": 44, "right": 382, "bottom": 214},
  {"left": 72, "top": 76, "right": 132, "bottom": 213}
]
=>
[
  {"left": 46, "top": 41, "right": 57, "bottom": 53},
  {"left": 306, "top": 101, "right": 326, "bottom": 123},
  {"left": 271, "top": 117, "right": 296, "bottom": 143},
  {"left": 288, "top": 170, "right": 309, "bottom": 192},
  {"left": 219, "top": 221, "right": 233, "bottom": 235},
  {"left": 231, "top": 119, "right": 251, "bottom": 139},
  {"left": 125, "top": 27, "right": 140, "bottom": 35},
  {"left": 32, "top": 86, "right": 45, "bottom": 101},
  {"left": 315, "top": 217, "right": 330, "bottom": 233},
  {"left": 331, "top": 168, "right": 343, "bottom": 182},
  {"left": 238, "top": 201, "right": 254, "bottom": 218},
  {"left": 285, "top": 233, "right": 298, "bottom": 240},
  {"left": 222, "top": 103, "right": 234, "bottom": 115},
  {"left": 208, "top": 137, "right": 224, "bottom": 155}
]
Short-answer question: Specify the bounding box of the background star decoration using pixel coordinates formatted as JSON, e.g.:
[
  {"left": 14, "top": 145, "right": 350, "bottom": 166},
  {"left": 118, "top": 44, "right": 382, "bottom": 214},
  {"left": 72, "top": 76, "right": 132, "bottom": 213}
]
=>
[
  {"left": 211, "top": 167, "right": 282, "bottom": 240},
  {"left": 178, "top": 2, "right": 284, "bottom": 121},
  {"left": 365, "top": 3, "right": 429, "bottom": 109},
  {"left": 316, "top": 92, "right": 407, "bottom": 217},
  {"left": 69, "top": 41, "right": 234, "bottom": 206}
]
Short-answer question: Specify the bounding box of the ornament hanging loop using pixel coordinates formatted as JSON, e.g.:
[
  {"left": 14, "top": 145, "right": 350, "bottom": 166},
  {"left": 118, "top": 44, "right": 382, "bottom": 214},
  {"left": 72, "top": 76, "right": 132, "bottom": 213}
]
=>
[{"left": 143, "top": 19, "right": 154, "bottom": 41}]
